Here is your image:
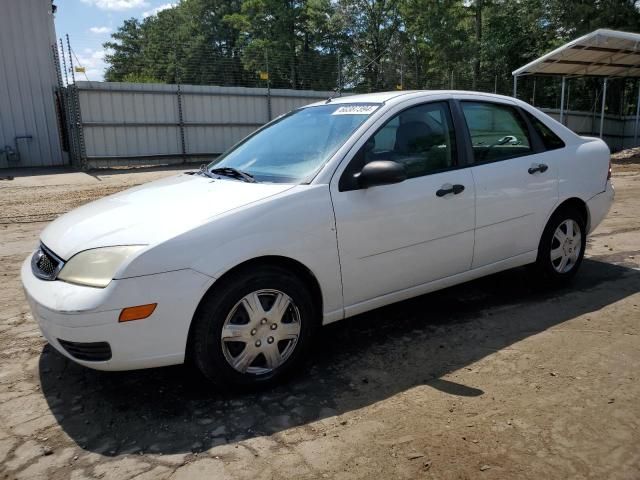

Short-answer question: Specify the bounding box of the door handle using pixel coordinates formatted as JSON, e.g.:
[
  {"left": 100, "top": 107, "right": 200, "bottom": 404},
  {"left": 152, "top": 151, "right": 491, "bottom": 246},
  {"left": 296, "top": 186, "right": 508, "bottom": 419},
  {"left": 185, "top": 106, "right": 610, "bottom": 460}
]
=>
[
  {"left": 528, "top": 163, "right": 549, "bottom": 174},
  {"left": 436, "top": 184, "right": 465, "bottom": 197}
]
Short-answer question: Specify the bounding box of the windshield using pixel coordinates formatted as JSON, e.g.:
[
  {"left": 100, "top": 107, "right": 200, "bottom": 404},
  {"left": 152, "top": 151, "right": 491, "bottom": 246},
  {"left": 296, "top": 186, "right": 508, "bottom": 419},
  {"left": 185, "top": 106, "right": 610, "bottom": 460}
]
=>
[{"left": 207, "top": 103, "right": 379, "bottom": 183}]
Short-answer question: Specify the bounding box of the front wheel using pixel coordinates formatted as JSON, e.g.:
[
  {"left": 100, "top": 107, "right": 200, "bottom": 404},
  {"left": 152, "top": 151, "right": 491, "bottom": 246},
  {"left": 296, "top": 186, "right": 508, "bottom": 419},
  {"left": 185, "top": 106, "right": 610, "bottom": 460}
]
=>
[
  {"left": 190, "top": 265, "right": 317, "bottom": 391},
  {"left": 533, "top": 207, "right": 586, "bottom": 284}
]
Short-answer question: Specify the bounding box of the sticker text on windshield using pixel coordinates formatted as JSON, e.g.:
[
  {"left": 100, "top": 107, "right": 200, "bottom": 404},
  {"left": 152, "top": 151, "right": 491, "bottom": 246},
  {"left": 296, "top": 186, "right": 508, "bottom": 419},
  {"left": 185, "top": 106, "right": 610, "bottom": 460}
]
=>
[{"left": 332, "top": 105, "right": 379, "bottom": 115}]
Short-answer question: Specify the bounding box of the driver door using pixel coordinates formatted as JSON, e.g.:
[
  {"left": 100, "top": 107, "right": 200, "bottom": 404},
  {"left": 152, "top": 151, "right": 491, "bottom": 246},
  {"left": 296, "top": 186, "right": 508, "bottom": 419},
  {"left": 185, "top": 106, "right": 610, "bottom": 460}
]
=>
[{"left": 330, "top": 100, "right": 476, "bottom": 316}]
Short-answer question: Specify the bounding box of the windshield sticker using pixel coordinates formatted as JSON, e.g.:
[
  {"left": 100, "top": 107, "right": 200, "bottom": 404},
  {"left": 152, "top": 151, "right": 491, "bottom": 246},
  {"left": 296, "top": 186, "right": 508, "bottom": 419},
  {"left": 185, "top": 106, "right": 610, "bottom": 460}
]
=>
[{"left": 332, "top": 105, "right": 379, "bottom": 115}]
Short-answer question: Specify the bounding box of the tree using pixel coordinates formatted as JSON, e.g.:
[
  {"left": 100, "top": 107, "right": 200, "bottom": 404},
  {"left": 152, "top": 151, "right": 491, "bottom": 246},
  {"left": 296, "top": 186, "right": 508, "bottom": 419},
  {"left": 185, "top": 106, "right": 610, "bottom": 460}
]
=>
[
  {"left": 224, "top": 0, "right": 338, "bottom": 89},
  {"left": 337, "top": 0, "right": 402, "bottom": 91},
  {"left": 100, "top": 0, "right": 640, "bottom": 104},
  {"left": 473, "top": 0, "right": 483, "bottom": 90},
  {"left": 401, "top": 0, "right": 471, "bottom": 88},
  {"left": 103, "top": 19, "right": 145, "bottom": 82},
  {"left": 104, "top": 0, "right": 245, "bottom": 85}
]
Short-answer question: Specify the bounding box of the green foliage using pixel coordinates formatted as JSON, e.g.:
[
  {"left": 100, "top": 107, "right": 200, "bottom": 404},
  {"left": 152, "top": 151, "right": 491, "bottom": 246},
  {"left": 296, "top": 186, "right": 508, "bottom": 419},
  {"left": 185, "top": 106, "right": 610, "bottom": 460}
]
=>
[
  {"left": 224, "top": 0, "right": 340, "bottom": 89},
  {"left": 103, "top": 0, "right": 640, "bottom": 103},
  {"left": 121, "top": 72, "right": 163, "bottom": 83},
  {"left": 104, "top": 18, "right": 144, "bottom": 82}
]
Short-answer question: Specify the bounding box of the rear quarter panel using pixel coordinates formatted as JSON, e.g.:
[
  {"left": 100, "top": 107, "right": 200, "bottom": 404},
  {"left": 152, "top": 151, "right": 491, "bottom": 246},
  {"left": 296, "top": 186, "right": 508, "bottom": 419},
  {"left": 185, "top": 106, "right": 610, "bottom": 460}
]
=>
[
  {"left": 558, "top": 137, "right": 610, "bottom": 202},
  {"left": 516, "top": 101, "right": 611, "bottom": 237}
]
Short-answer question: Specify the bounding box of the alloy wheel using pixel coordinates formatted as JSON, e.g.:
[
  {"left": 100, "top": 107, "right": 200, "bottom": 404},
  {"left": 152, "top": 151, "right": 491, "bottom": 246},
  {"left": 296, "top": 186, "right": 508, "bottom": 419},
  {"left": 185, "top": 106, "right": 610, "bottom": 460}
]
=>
[
  {"left": 550, "top": 219, "right": 582, "bottom": 274},
  {"left": 220, "top": 289, "right": 301, "bottom": 375}
]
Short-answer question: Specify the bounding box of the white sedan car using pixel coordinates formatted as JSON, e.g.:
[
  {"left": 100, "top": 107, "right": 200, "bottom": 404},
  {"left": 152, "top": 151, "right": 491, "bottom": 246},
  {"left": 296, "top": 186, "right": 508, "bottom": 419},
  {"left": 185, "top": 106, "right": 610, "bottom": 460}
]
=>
[{"left": 22, "top": 91, "right": 614, "bottom": 390}]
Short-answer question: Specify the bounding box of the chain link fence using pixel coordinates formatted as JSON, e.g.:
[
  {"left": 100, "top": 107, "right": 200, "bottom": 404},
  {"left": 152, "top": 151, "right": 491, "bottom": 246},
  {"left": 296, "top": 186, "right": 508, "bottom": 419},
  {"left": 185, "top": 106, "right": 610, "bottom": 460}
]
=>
[
  {"left": 61, "top": 34, "right": 640, "bottom": 114},
  {"left": 59, "top": 35, "right": 525, "bottom": 94},
  {"left": 53, "top": 35, "right": 640, "bottom": 168}
]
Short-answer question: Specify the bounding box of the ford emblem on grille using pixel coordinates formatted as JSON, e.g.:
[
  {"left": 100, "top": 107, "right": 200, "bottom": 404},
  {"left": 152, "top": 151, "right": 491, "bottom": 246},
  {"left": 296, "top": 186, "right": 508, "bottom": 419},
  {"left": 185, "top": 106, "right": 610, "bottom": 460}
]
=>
[{"left": 31, "top": 244, "right": 65, "bottom": 281}]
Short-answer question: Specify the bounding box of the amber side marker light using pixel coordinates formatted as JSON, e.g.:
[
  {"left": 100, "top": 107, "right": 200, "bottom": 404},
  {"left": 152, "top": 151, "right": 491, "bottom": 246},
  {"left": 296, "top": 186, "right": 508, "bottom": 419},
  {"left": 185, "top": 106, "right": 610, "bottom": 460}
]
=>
[{"left": 119, "top": 303, "right": 157, "bottom": 322}]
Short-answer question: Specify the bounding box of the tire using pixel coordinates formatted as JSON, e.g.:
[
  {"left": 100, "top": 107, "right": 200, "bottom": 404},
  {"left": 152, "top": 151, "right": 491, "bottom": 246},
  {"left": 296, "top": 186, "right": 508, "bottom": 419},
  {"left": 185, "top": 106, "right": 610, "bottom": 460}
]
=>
[
  {"left": 532, "top": 207, "right": 587, "bottom": 285},
  {"left": 190, "top": 265, "right": 318, "bottom": 391}
]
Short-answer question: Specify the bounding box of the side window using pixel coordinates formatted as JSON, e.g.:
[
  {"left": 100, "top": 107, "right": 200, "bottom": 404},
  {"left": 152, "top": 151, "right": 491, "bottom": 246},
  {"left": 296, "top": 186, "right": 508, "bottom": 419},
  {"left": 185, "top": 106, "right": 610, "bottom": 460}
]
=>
[
  {"left": 523, "top": 111, "right": 565, "bottom": 150},
  {"left": 340, "top": 102, "right": 457, "bottom": 190},
  {"left": 461, "top": 101, "right": 532, "bottom": 163}
]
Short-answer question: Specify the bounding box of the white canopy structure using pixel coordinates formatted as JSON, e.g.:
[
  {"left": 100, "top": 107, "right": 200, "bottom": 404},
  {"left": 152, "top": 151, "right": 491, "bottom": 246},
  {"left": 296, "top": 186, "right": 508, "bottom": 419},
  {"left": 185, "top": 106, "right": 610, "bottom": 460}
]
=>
[{"left": 512, "top": 29, "right": 640, "bottom": 141}]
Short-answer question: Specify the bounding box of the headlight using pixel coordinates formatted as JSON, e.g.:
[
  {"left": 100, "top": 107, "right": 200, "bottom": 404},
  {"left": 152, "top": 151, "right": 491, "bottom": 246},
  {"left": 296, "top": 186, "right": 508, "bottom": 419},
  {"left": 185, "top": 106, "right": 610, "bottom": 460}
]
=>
[{"left": 57, "top": 246, "right": 145, "bottom": 288}]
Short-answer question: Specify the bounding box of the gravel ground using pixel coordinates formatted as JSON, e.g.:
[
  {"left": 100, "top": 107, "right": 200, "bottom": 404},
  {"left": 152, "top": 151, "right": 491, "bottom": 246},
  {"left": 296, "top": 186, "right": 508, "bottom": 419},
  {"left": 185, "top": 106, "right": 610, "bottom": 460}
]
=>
[{"left": 0, "top": 160, "right": 639, "bottom": 480}]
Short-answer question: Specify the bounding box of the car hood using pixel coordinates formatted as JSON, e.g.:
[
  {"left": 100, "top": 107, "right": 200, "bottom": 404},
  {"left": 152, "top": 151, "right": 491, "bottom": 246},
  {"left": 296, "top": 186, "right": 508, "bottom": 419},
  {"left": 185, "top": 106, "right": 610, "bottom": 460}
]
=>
[{"left": 40, "top": 174, "right": 294, "bottom": 260}]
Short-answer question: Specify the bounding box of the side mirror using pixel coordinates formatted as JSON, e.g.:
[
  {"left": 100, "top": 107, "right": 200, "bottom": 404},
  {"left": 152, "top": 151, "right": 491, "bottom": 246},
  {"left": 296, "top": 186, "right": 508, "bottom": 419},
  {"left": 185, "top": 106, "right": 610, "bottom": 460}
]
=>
[{"left": 355, "top": 160, "right": 407, "bottom": 188}]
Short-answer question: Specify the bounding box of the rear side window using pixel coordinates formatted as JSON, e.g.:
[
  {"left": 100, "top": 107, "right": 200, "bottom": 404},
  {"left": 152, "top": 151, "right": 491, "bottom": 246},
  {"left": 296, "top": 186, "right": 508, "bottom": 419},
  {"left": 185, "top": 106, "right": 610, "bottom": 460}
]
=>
[
  {"left": 524, "top": 111, "right": 565, "bottom": 151},
  {"left": 461, "top": 101, "right": 532, "bottom": 163}
]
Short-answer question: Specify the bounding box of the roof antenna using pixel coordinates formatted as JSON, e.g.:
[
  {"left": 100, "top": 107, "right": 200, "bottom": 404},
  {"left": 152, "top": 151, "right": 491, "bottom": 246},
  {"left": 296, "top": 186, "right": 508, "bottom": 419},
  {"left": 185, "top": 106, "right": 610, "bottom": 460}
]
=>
[
  {"left": 325, "top": 87, "right": 341, "bottom": 103},
  {"left": 326, "top": 53, "right": 343, "bottom": 103}
]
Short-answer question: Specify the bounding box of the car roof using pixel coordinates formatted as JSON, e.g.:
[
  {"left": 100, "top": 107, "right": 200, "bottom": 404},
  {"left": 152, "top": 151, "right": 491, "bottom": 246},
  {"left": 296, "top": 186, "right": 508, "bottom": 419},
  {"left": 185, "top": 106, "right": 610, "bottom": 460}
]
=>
[
  {"left": 321, "top": 91, "right": 422, "bottom": 104},
  {"left": 309, "top": 90, "right": 520, "bottom": 107}
]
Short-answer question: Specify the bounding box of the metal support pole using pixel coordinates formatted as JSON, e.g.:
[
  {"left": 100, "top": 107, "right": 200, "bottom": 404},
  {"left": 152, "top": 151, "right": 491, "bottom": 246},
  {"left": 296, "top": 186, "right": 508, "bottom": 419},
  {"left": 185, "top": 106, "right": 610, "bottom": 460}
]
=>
[
  {"left": 265, "top": 50, "right": 272, "bottom": 121},
  {"left": 513, "top": 76, "right": 517, "bottom": 98},
  {"left": 559, "top": 76, "right": 566, "bottom": 125},
  {"left": 59, "top": 38, "right": 68, "bottom": 87},
  {"left": 67, "top": 34, "right": 87, "bottom": 169},
  {"left": 337, "top": 51, "right": 342, "bottom": 96},
  {"left": 51, "top": 43, "right": 69, "bottom": 157},
  {"left": 176, "top": 83, "right": 186, "bottom": 163},
  {"left": 67, "top": 34, "right": 75, "bottom": 85},
  {"left": 532, "top": 79, "right": 536, "bottom": 106},
  {"left": 634, "top": 80, "right": 640, "bottom": 145},
  {"left": 174, "top": 47, "right": 186, "bottom": 163},
  {"left": 600, "top": 77, "right": 608, "bottom": 139},
  {"left": 59, "top": 38, "right": 76, "bottom": 163}
]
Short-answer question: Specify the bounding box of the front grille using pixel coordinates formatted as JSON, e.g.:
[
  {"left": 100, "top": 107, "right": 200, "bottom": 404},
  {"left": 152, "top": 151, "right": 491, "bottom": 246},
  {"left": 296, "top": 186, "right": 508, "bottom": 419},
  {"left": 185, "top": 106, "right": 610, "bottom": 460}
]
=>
[
  {"left": 58, "top": 339, "right": 112, "bottom": 362},
  {"left": 31, "top": 244, "right": 64, "bottom": 281},
  {"left": 37, "top": 251, "right": 57, "bottom": 275}
]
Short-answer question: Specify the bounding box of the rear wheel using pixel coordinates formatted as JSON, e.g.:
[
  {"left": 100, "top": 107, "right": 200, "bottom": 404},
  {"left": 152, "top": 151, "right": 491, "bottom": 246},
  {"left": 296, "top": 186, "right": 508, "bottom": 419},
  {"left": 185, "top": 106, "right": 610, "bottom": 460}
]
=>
[
  {"left": 191, "top": 265, "right": 317, "bottom": 390},
  {"left": 533, "top": 207, "right": 586, "bottom": 284}
]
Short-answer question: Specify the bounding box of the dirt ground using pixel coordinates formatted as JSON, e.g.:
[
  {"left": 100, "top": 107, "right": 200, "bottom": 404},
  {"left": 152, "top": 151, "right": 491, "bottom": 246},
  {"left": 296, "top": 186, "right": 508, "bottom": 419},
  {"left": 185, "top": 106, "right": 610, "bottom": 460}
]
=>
[{"left": 0, "top": 158, "right": 639, "bottom": 480}]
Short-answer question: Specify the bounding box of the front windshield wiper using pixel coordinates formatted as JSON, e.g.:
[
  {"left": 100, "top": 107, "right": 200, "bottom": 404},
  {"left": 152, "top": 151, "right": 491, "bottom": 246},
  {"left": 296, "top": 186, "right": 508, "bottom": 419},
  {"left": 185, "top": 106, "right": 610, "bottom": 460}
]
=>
[
  {"left": 186, "top": 164, "right": 217, "bottom": 179},
  {"left": 209, "top": 167, "right": 257, "bottom": 183},
  {"left": 194, "top": 164, "right": 216, "bottom": 179},
  {"left": 188, "top": 165, "right": 255, "bottom": 183}
]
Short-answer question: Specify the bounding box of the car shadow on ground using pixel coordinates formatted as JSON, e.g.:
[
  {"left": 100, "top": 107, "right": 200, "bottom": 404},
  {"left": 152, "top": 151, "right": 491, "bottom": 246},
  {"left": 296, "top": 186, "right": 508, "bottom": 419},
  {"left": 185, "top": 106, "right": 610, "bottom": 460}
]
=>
[{"left": 38, "top": 258, "right": 640, "bottom": 456}]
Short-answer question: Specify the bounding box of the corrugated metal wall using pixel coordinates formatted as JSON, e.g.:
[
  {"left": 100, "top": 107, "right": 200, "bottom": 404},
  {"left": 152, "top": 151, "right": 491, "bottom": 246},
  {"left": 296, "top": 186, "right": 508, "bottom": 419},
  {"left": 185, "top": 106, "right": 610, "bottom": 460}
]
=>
[
  {"left": 75, "top": 82, "right": 334, "bottom": 168},
  {"left": 68, "top": 82, "right": 640, "bottom": 169},
  {"left": 0, "top": 0, "right": 65, "bottom": 168},
  {"left": 541, "top": 108, "right": 640, "bottom": 151}
]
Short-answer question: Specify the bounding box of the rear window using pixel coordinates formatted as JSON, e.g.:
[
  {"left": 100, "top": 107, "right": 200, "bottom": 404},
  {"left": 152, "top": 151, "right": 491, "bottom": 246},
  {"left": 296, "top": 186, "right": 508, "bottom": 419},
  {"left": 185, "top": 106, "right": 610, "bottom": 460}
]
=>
[{"left": 524, "top": 111, "right": 565, "bottom": 151}]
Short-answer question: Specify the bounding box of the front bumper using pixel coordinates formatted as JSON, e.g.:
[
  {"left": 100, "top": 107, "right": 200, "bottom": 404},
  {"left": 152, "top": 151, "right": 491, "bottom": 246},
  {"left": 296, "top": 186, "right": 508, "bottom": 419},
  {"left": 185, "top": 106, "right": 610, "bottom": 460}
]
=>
[
  {"left": 21, "top": 257, "right": 214, "bottom": 371},
  {"left": 587, "top": 181, "right": 615, "bottom": 234}
]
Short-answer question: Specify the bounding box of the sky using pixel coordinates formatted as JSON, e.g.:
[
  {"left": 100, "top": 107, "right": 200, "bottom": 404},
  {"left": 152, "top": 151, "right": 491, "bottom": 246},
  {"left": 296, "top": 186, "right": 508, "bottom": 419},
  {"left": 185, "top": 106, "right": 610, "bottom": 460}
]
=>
[{"left": 54, "top": 0, "right": 178, "bottom": 81}]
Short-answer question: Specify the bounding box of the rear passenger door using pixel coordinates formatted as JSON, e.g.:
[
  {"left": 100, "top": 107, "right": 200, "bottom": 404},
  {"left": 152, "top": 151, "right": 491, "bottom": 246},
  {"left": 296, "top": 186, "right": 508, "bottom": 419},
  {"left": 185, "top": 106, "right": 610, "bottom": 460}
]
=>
[{"left": 459, "top": 99, "right": 560, "bottom": 268}]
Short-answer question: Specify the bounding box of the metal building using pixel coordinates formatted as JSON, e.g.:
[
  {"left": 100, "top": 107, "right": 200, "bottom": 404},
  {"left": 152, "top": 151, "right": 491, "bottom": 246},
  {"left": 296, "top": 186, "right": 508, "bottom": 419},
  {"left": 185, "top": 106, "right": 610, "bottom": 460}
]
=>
[
  {"left": 0, "top": 0, "right": 65, "bottom": 168},
  {"left": 513, "top": 29, "right": 640, "bottom": 150}
]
